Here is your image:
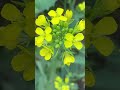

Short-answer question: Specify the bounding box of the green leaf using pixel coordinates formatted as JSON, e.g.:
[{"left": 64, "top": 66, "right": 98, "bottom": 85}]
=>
[
  {"left": 93, "top": 36, "right": 115, "bottom": 56},
  {"left": 0, "top": 24, "right": 21, "bottom": 49},
  {"left": 11, "top": 51, "right": 34, "bottom": 81},
  {"left": 94, "top": 17, "right": 118, "bottom": 35},
  {"left": 85, "top": 36, "right": 91, "bottom": 48},
  {"left": 35, "top": 0, "right": 57, "bottom": 16},
  {"left": 23, "top": 1, "right": 34, "bottom": 19},
  {"left": 86, "top": 68, "right": 95, "bottom": 87},
  {"left": 86, "top": 19, "right": 93, "bottom": 34},
  {"left": 1, "top": 3, "right": 22, "bottom": 21},
  {"left": 101, "top": 0, "right": 120, "bottom": 11},
  {"left": 24, "top": 19, "right": 35, "bottom": 38}
]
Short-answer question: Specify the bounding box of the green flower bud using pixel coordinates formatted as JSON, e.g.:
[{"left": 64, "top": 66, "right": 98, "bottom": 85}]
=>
[
  {"left": 60, "top": 21, "right": 64, "bottom": 26},
  {"left": 56, "top": 26, "right": 60, "bottom": 30},
  {"left": 53, "top": 29, "right": 57, "bottom": 33},
  {"left": 56, "top": 31, "right": 61, "bottom": 35},
  {"left": 69, "top": 28, "right": 73, "bottom": 33},
  {"left": 64, "top": 22, "right": 68, "bottom": 27},
  {"left": 64, "top": 28, "right": 68, "bottom": 31},
  {"left": 55, "top": 39, "right": 59, "bottom": 43},
  {"left": 52, "top": 25, "right": 57, "bottom": 28},
  {"left": 62, "top": 28, "right": 66, "bottom": 32},
  {"left": 59, "top": 41, "right": 62, "bottom": 45},
  {"left": 52, "top": 33, "right": 56, "bottom": 36},
  {"left": 55, "top": 44, "right": 60, "bottom": 48}
]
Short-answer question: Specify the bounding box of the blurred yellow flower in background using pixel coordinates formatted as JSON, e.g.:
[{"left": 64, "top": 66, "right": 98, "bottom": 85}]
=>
[{"left": 54, "top": 76, "right": 70, "bottom": 90}]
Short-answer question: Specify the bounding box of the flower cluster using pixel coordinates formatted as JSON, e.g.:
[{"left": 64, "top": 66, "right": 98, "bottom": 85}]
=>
[
  {"left": 35, "top": 8, "right": 85, "bottom": 66},
  {"left": 54, "top": 76, "right": 70, "bottom": 90}
]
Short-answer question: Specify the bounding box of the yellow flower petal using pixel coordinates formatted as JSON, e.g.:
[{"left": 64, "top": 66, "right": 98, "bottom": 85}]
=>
[
  {"left": 48, "top": 10, "right": 57, "bottom": 17},
  {"left": 65, "top": 77, "right": 69, "bottom": 84},
  {"left": 77, "top": 19, "right": 85, "bottom": 31},
  {"left": 35, "top": 15, "right": 47, "bottom": 26},
  {"left": 64, "top": 54, "right": 75, "bottom": 66},
  {"left": 35, "top": 27, "right": 44, "bottom": 35},
  {"left": 65, "top": 10, "right": 73, "bottom": 20},
  {"left": 45, "top": 34, "right": 52, "bottom": 42},
  {"left": 65, "top": 33, "right": 74, "bottom": 41},
  {"left": 54, "top": 81, "right": 60, "bottom": 89},
  {"left": 45, "top": 52, "right": 51, "bottom": 60},
  {"left": 74, "top": 42, "right": 83, "bottom": 50},
  {"left": 45, "top": 27, "right": 52, "bottom": 34},
  {"left": 35, "top": 36, "right": 44, "bottom": 47},
  {"left": 51, "top": 17, "right": 60, "bottom": 25},
  {"left": 78, "top": 2, "right": 85, "bottom": 11},
  {"left": 64, "top": 41, "right": 73, "bottom": 48},
  {"left": 55, "top": 76, "right": 62, "bottom": 82},
  {"left": 62, "top": 85, "right": 70, "bottom": 90},
  {"left": 40, "top": 48, "right": 47, "bottom": 56},
  {"left": 74, "top": 33, "right": 84, "bottom": 41},
  {"left": 56, "top": 8, "right": 64, "bottom": 15},
  {"left": 70, "top": 56, "right": 75, "bottom": 63},
  {"left": 59, "top": 16, "right": 67, "bottom": 21}
]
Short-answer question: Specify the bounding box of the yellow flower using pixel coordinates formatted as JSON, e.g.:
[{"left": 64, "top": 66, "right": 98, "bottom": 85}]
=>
[
  {"left": 64, "top": 53, "right": 75, "bottom": 66},
  {"left": 65, "top": 77, "right": 69, "bottom": 84},
  {"left": 64, "top": 33, "right": 84, "bottom": 50},
  {"left": 35, "top": 36, "right": 44, "bottom": 47},
  {"left": 65, "top": 10, "right": 73, "bottom": 21},
  {"left": 78, "top": 2, "right": 85, "bottom": 11},
  {"left": 62, "top": 85, "right": 70, "bottom": 90},
  {"left": 54, "top": 76, "right": 70, "bottom": 90},
  {"left": 56, "top": 76, "right": 63, "bottom": 83},
  {"left": 35, "top": 27, "right": 52, "bottom": 42},
  {"left": 40, "top": 47, "right": 53, "bottom": 60},
  {"left": 77, "top": 19, "right": 85, "bottom": 32},
  {"left": 48, "top": 8, "right": 67, "bottom": 24},
  {"left": 35, "top": 15, "right": 48, "bottom": 26},
  {"left": 54, "top": 81, "right": 60, "bottom": 89}
]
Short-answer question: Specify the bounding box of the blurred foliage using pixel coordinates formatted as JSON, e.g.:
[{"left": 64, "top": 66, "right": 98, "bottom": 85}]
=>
[
  {"left": 35, "top": 0, "right": 57, "bottom": 16},
  {"left": 0, "top": 0, "right": 35, "bottom": 81},
  {"left": 86, "top": 0, "right": 120, "bottom": 89}
]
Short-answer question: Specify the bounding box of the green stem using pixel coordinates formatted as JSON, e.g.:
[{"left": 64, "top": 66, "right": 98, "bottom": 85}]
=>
[
  {"left": 36, "top": 60, "right": 45, "bottom": 76},
  {"left": 64, "top": 0, "right": 67, "bottom": 10}
]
